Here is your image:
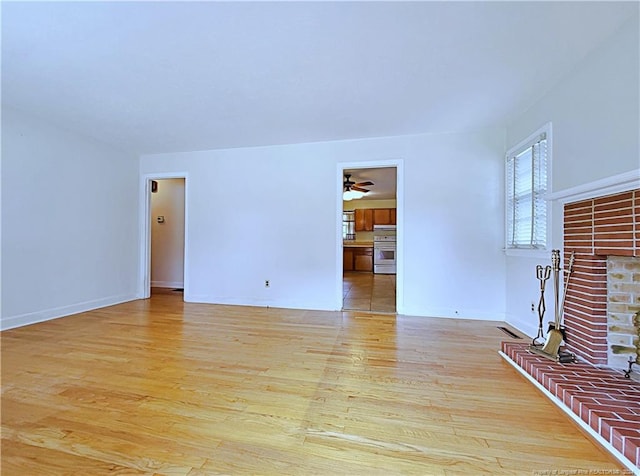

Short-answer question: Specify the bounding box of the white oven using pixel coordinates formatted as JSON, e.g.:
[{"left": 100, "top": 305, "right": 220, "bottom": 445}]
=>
[{"left": 373, "top": 225, "right": 396, "bottom": 274}]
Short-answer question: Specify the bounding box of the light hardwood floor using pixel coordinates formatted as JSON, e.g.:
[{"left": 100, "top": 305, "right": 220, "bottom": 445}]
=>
[{"left": 1, "top": 293, "right": 623, "bottom": 475}]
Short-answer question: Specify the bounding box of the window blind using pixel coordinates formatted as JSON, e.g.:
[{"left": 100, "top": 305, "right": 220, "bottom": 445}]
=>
[{"left": 506, "top": 134, "right": 547, "bottom": 249}]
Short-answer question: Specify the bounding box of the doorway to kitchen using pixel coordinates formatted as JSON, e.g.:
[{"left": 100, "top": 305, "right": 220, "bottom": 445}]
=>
[{"left": 340, "top": 165, "right": 399, "bottom": 313}]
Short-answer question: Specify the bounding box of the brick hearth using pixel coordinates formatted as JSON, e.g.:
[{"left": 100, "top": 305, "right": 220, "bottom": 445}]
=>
[{"left": 501, "top": 342, "right": 640, "bottom": 472}]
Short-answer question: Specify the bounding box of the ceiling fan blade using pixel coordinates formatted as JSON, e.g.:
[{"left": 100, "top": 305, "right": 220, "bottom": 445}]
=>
[
  {"left": 355, "top": 181, "right": 374, "bottom": 187},
  {"left": 351, "top": 186, "right": 370, "bottom": 193}
]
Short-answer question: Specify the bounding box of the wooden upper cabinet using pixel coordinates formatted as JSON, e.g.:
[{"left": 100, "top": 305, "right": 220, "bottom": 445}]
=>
[
  {"left": 354, "top": 208, "right": 397, "bottom": 230},
  {"left": 375, "top": 209, "right": 389, "bottom": 225},
  {"left": 355, "top": 209, "right": 373, "bottom": 231},
  {"left": 373, "top": 208, "right": 396, "bottom": 226}
]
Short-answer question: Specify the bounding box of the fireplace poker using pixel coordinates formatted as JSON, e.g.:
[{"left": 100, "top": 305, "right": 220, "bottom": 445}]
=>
[
  {"left": 532, "top": 264, "right": 551, "bottom": 347},
  {"left": 557, "top": 251, "right": 576, "bottom": 328}
]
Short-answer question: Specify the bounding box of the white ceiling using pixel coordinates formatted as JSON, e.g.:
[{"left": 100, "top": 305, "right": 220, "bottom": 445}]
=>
[{"left": 2, "top": 2, "right": 636, "bottom": 155}]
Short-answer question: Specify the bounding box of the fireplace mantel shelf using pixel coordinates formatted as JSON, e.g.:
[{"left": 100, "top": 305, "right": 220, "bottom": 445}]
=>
[{"left": 548, "top": 169, "right": 640, "bottom": 204}]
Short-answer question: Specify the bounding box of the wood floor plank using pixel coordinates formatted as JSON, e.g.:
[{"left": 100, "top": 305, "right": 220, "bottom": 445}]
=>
[
  {"left": 1, "top": 292, "right": 625, "bottom": 474},
  {"left": 1, "top": 439, "right": 151, "bottom": 476}
]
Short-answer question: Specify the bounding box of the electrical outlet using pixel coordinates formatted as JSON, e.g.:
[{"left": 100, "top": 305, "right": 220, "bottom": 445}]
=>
[
  {"left": 265, "top": 280, "right": 270, "bottom": 288},
  {"left": 531, "top": 302, "right": 535, "bottom": 312}
]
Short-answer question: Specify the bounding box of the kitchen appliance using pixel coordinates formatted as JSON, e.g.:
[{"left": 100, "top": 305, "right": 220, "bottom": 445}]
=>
[{"left": 373, "top": 225, "right": 396, "bottom": 274}]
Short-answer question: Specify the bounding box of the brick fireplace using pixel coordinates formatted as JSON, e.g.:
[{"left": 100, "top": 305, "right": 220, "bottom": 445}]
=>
[
  {"left": 501, "top": 183, "right": 640, "bottom": 472},
  {"left": 563, "top": 188, "right": 640, "bottom": 368}
]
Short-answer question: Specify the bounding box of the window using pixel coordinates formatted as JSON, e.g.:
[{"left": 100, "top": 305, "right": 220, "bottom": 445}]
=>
[
  {"left": 505, "top": 124, "right": 550, "bottom": 250},
  {"left": 343, "top": 211, "right": 355, "bottom": 240}
]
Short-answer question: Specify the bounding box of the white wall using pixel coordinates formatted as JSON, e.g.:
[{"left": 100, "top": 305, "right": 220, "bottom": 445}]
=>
[
  {"left": 505, "top": 15, "right": 640, "bottom": 337},
  {"left": 1, "top": 107, "right": 140, "bottom": 330},
  {"left": 151, "top": 178, "right": 185, "bottom": 288},
  {"left": 141, "top": 129, "right": 506, "bottom": 320}
]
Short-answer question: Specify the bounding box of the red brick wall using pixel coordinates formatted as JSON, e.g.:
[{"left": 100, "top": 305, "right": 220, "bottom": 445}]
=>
[{"left": 563, "top": 189, "right": 639, "bottom": 365}]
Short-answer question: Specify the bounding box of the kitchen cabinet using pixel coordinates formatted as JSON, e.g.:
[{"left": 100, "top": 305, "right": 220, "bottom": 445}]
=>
[
  {"left": 373, "top": 208, "right": 389, "bottom": 225},
  {"left": 354, "top": 248, "right": 373, "bottom": 271},
  {"left": 343, "top": 246, "right": 373, "bottom": 272},
  {"left": 354, "top": 208, "right": 396, "bottom": 230},
  {"left": 355, "top": 209, "right": 374, "bottom": 231},
  {"left": 343, "top": 248, "right": 354, "bottom": 271},
  {"left": 373, "top": 208, "right": 397, "bottom": 226}
]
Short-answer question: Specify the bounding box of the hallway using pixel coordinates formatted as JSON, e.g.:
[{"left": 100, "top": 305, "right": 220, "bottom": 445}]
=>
[{"left": 342, "top": 271, "right": 396, "bottom": 313}]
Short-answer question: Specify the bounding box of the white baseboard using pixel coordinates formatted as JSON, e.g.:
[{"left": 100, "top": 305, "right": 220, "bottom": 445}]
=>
[
  {"left": 150, "top": 281, "right": 184, "bottom": 289},
  {"left": 400, "top": 306, "right": 506, "bottom": 321},
  {"left": 183, "top": 294, "right": 337, "bottom": 312},
  {"left": 1, "top": 293, "right": 139, "bottom": 331}
]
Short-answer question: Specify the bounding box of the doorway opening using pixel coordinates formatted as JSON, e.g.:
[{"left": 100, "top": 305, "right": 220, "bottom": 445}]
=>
[
  {"left": 150, "top": 178, "right": 185, "bottom": 296},
  {"left": 140, "top": 174, "right": 188, "bottom": 300},
  {"left": 340, "top": 165, "right": 398, "bottom": 313}
]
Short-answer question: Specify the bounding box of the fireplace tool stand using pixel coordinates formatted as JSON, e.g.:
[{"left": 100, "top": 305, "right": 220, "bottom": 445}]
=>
[{"left": 529, "top": 250, "right": 576, "bottom": 363}]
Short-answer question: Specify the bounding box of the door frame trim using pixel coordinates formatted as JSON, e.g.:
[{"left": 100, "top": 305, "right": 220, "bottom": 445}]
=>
[
  {"left": 138, "top": 172, "right": 189, "bottom": 299},
  {"left": 337, "top": 160, "right": 404, "bottom": 313}
]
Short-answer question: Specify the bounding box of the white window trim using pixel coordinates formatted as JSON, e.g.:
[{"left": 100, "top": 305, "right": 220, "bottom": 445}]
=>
[{"left": 504, "top": 122, "right": 553, "bottom": 257}]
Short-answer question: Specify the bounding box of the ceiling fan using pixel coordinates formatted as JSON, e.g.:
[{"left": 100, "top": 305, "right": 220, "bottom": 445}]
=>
[
  {"left": 343, "top": 174, "right": 374, "bottom": 200},
  {"left": 343, "top": 174, "right": 374, "bottom": 193}
]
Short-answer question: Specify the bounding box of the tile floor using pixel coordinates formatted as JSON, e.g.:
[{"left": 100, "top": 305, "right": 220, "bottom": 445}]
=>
[{"left": 343, "top": 271, "right": 396, "bottom": 313}]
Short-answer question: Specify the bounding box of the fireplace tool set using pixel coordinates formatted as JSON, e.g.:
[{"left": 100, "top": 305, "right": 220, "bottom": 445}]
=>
[{"left": 529, "top": 249, "right": 576, "bottom": 363}]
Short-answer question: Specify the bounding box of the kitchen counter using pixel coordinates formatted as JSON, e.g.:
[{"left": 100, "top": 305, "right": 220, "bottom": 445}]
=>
[{"left": 343, "top": 241, "right": 373, "bottom": 248}]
